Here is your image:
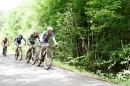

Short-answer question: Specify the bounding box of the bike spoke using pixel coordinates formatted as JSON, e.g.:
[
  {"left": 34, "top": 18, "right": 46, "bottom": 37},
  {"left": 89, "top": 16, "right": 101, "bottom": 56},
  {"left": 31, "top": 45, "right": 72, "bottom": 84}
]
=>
[{"left": 44, "top": 51, "right": 52, "bottom": 70}]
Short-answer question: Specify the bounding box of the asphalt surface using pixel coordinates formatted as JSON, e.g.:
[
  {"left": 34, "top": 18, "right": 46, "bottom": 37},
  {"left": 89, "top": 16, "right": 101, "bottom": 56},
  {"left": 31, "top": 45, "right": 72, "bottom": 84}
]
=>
[{"left": 0, "top": 53, "right": 122, "bottom": 86}]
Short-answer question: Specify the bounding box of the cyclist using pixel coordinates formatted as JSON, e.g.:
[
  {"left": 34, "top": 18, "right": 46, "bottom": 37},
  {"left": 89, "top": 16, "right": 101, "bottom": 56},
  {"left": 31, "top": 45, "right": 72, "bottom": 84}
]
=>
[
  {"left": 39, "top": 26, "right": 58, "bottom": 59},
  {"left": 14, "top": 34, "right": 26, "bottom": 54},
  {"left": 26, "top": 30, "right": 40, "bottom": 58},
  {"left": 1, "top": 37, "right": 10, "bottom": 54}
]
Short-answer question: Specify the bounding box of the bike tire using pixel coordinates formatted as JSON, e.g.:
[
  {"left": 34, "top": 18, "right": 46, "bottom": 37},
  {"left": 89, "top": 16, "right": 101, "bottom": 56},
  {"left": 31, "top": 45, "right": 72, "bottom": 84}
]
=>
[
  {"left": 15, "top": 54, "right": 18, "bottom": 60},
  {"left": 18, "top": 48, "right": 22, "bottom": 61},
  {"left": 30, "top": 48, "right": 35, "bottom": 65},
  {"left": 26, "top": 51, "right": 31, "bottom": 63},
  {"left": 43, "top": 51, "right": 52, "bottom": 70},
  {"left": 15, "top": 50, "right": 18, "bottom": 60},
  {"left": 30, "top": 56, "right": 35, "bottom": 65},
  {"left": 35, "top": 51, "right": 42, "bottom": 67},
  {"left": 31, "top": 51, "right": 37, "bottom": 65},
  {"left": 3, "top": 48, "right": 7, "bottom": 57}
]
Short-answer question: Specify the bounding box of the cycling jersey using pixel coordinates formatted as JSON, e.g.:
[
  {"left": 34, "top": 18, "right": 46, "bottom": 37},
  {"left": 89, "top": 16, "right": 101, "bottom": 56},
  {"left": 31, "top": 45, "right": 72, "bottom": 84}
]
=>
[
  {"left": 28, "top": 34, "right": 39, "bottom": 44},
  {"left": 40, "top": 31, "right": 54, "bottom": 43},
  {"left": 14, "top": 36, "right": 25, "bottom": 44},
  {"left": 1, "top": 39, "right": 10, "bottom": 45}
]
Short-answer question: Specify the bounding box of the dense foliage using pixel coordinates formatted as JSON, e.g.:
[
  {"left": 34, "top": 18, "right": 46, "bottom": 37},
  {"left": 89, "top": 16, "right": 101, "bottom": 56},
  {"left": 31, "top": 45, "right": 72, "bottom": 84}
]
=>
[{"left": 0, "top": 0, "right": 130, "bottom": 76}]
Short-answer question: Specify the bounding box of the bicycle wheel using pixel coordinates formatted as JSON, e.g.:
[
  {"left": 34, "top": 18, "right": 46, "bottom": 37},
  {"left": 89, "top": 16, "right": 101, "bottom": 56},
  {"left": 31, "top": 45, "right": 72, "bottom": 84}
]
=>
[
  {"left": 44, "top": 51, "right": 52, "bottom": 70},
  {"left": 15, "top": 50, "right": 18, "bottom": 60},
  {"left": 31, "top": 57, "right": 35, "bottom": 65},
  {"left": 26, "top": 51, "right": 31, "bottom": 63},
  {"left": 18, "top": 48, "right": 22, "bottom": 61},
  {"left": 30, "top": 51, "right": 35, "bottom": 65},
  {"left": 35, "top": 51, "right": 42, "bottom": 67},
  {"left": 3, "top": 48, "right": 7, "bottom": 57}
]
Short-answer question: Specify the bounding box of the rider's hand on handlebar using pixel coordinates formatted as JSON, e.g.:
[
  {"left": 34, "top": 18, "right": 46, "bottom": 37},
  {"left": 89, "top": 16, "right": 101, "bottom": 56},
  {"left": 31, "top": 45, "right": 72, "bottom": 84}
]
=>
[{"left": 54, "top": 43, "right": 58, "bottom": 47}]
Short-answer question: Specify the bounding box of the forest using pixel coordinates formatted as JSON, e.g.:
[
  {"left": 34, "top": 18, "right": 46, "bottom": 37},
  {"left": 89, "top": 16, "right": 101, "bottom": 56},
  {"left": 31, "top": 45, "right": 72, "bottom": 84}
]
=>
[{"left": 0, "top": 0, "right": 130, "bottom": 85}]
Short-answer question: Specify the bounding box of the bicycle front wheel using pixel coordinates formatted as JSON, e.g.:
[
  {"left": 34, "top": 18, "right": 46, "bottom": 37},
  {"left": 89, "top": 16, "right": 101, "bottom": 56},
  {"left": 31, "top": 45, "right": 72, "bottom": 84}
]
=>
[
  {"left": 18, "top": 48, "right": 22, "bottom": 61},
  {"left": 26, "top": 51, "right": 31, "bottom": 63},
  {"left": 15, "top": 50, "right": 18, "bottom": 60},
  {"left": 3, "top": 48, "right": 7, "bottom": 57},
  {"left": 35, "top": 51, "right": 42, "bottom": 67},
  {"left": 44, "top": 51, "right": 52, "bottom": 70},
  {"left": 31, "top": 55, "right": 35, "bottom": 65}
]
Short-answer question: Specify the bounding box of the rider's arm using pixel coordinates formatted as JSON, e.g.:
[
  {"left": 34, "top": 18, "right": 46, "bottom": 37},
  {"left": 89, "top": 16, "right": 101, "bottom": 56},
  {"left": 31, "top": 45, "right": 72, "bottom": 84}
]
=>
[
  {"left": 28, "top": 34, "right": 33, "bottom": 40},
  {"left": 14, "top": 37, "right": 17, "bottom": 43},
  {"left": 28, "top": 34, "right": 32, "bottom": 44},
  {"left": 51, "top": 33, "right": 57, "bottom": 45},
  {"left": 23, "top": 37, "right": 26, "bottom": 45},
  {"left": 7, "top": 40, "right": 10, "bottom": 45},
  {"left": 52, "top": 36, "right": 57, "bottom": 44},
  {"left": 51, "top": 34, "right": 57, "bottom": 45},
  {"left": 37, "top": 35, "right": 40, "bottom": 42}
]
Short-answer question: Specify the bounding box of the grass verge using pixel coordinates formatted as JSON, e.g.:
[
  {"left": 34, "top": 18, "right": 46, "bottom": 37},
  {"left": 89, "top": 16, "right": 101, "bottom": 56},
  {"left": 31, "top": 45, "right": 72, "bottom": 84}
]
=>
[{"left": 52, "top": 58, "right": 128, "bottom": 86}]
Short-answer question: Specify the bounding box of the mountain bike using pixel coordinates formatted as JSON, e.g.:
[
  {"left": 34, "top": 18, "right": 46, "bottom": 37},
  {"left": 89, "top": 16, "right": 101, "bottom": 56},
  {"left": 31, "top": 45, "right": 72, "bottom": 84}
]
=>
[
  {"left": 34, "top": 45, "right": 56, "bottom": 70},
  {"left": 15, "top": 44, "right": 23, "bottom": 61},
  {"left": 2, "top": 44, "right": 8, "bottom": 57},
  {"left": 26, "top": 44, "right": 36, "bottom": 64}
]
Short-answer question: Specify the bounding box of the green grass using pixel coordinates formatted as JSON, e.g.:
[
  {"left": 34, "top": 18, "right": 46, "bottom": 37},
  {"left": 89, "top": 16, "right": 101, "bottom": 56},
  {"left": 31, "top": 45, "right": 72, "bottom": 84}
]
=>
[{"left": 52, "top": 58, "right": 128, "bottom": 86}]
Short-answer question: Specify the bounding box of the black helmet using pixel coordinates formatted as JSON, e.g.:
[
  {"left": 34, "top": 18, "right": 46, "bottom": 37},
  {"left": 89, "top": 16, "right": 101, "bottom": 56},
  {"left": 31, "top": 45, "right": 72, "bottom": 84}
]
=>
[
  {"left": 4, "top": 37, "right": 7, "bottom": 40},
  {"left": 19, "top": 34, "right": 23, "bottom": 38}
]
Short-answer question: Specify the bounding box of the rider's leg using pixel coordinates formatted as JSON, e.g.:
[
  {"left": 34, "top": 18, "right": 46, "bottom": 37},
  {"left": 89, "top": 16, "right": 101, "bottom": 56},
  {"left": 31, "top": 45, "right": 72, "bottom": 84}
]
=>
[
  {"left": 2, "top": 46, "right": 4, "bottom": 54},
  {"left": 33, "top": 47, "right": 36, "bottom": 57},
  {"left": 26, "top": 45, "right": 31, "bottom": 58},
  {"left": 40, "top": 44, "right": 45, "bottom": 59},
  {"left": 26, "top": 40, "right": 33, "bottom": 58},
  {"left": 5, "top": 46, "right": 7, "bottom": 52},
  {"left": 5, "top": 46, "right": 7, "bottom": 53},
  {"left": 15, "top": 42, "right": 18, "bottom": 54},
  {"left": 15, "top": 45, "right": 18, "bottom": 54},
  {"left": 3, "top": 45, "right": 7, "bottom": 54}
]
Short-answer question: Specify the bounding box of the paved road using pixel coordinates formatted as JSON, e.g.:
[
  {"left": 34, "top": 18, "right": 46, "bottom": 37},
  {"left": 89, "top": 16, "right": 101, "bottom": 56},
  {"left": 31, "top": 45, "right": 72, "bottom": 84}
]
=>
[{"left": 0, "top": 53, "right": 121, "bottom": 86}]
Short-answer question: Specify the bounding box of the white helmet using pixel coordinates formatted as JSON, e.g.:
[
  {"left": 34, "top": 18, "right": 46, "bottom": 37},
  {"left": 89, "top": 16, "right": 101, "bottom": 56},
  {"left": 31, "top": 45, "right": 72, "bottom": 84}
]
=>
[
  {"left": 47, "top": 26, "right": 53, "bottom": 31},
  {"left": 34, "top": 30, "right": 38, "bottom": 34}
]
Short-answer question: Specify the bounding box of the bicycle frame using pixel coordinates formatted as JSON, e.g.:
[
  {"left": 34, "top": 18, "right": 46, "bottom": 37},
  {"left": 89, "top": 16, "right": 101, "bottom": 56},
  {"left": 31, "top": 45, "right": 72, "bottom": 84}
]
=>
[
  {"left": 30, "top": 45, "right": 36, "bottom": 57},
  {"left": 3, "top": 44, "right": 8, "bottom": 56},
  {"left": 15, "top": 44, "right": 23, "bottom": 61},
  {"left": 35, "top": 44, "right": 54, "bottom": 69},
  {"left": 26, "top": 44, "right": 37, "bottom": 64}
]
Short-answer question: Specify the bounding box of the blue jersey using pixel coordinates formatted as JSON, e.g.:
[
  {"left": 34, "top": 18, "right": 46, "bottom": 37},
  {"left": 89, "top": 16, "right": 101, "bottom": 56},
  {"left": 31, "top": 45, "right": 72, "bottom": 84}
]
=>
[{"left": 14, "top": 36, "right": 24, "bottom": 44}]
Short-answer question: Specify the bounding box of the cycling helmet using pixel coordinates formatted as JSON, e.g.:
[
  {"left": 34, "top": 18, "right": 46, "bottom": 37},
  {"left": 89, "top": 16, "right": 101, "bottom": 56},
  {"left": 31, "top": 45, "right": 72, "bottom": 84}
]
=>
[
  {"left": 18, "top": 34, "right": 23, "bottom": 39},
  {"left": 47, "top": 26, "right": 53, "bottom": 31},
  {"left": 34, "top": 30, "right": 38, "bottom": 34}
]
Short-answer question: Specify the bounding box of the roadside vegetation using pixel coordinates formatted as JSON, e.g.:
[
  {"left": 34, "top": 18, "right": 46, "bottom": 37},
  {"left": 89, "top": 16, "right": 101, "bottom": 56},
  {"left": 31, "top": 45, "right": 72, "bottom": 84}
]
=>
[{"left": 0, "top": 0, "right": 130, "bottom": 86}]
